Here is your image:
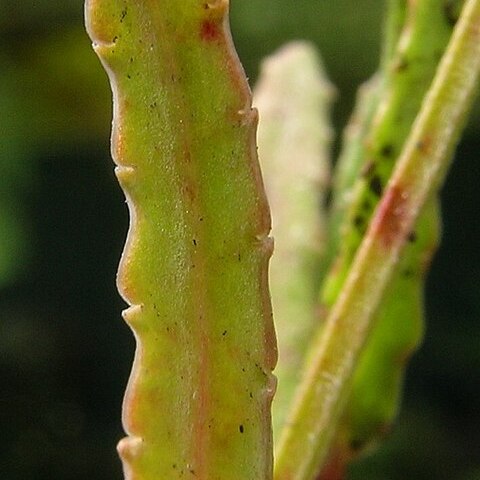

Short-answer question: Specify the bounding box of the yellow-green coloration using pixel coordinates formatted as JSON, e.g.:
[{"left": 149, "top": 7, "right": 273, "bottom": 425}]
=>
[
  {"left": 325, "top": 75, "right": 383, "bottom": 274},
  {"left": 320, "top": 0, "right": 462, "bottom": 464},
  {"left": 253, "top": 42, "right": 335, "bottom": 445},
  {"left": 85, "top": 1, "right": 277, "bottom": 479},
  {"left": 334, "top": 200, "right": 440, "bottom": 460},
  {"left": 322, "top": 0, "right": 463, "bottom": 305},
  {"left": 326, "top": 0, "right": 407, "bottom": 251},
  {"left": 274, "top": 0, "right": 480, "bottom": 476}
]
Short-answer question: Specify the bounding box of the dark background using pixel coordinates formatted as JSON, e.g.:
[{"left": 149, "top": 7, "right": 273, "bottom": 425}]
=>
[{"left": 1, "top": 1, "right": 479, "bottom": 479}]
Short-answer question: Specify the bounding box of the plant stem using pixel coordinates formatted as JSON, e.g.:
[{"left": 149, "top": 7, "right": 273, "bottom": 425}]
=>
[
  {"left": 381, "top": 0, "right": 407, "bottom": 68},
  {"left": 86, "top": 1, "right": 277, "bottom": 478},
  {"left": 274, "top": 1, "right": 480, "bottom": 478},
  {"left": 254, "top": 42, "right": 335, "bottom": 446}
]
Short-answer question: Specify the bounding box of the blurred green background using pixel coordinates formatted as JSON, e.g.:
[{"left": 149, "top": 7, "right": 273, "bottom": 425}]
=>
[{"left": 1, "top": 1, "right": 479, "bottom": 479}]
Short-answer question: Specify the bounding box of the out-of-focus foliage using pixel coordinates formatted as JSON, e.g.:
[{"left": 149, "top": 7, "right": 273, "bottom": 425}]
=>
[{"left": 1, "top": 1, "right": 479, "bottom": 479}]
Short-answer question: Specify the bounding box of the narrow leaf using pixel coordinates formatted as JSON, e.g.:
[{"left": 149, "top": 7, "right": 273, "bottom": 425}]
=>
[
  {"left": 274, "top": 0, "right": 480, "bottom": 477},
  {"left": 321, "top": 0, "right": 458, "bottom": 469}
]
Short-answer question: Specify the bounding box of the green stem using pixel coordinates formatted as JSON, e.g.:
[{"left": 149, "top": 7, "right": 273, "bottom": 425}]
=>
[
  {"left": 381, "top": 0, "right": 407, "bottom": 68},
  {"left": 86, "top": 1, "right": 276, "bottom": 478},
  {"left": 274, "top": 1, "right": 480, "bottom": 478}
]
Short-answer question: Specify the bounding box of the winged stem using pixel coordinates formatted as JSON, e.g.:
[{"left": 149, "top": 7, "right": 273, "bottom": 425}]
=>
[{"left": 85, "top": 1, "right": 277, "bottom": 478}]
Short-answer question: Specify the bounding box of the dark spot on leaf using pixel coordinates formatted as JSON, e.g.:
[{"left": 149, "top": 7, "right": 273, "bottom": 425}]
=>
[
  {"left": 112, "top": 36, "right": 118, "bottom": 43},
  {"left": 402, "top": 268, "right": 415, "bottom": 278},
  {"left": 408, "top": 231, "right": 417, "bottom": 242},
  {"left": 239, "top": 424, "right": 244, "bottom": 433},
  {"left": 350, "top": 437, "right": 365, "bottom": 453},
  {"left": 444, "top": 1, "right": 460, "bottom": 26},
  {"left": 380, "top": 143, "right": 394, "bottom": 158},
  {"left": 193, "top": 238, "right": 197, "bottom": 246},
  {"left": 222, "top": 330, "right": 227, "bottom": 336},
  {"left": 353, "top": 215, "right": 365, "bottom": 229},
  {"left": 369, "top": 175, "right": 383, "bottom": 197},
  {"left": 361, "top": 197, "right": 372, "bottom": 213},
  {"left": 200, "top": 20, "right": 220, "bottom": 41},
  {"left": 120, "top": 8, "right": 127, "bottom": 22}
]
